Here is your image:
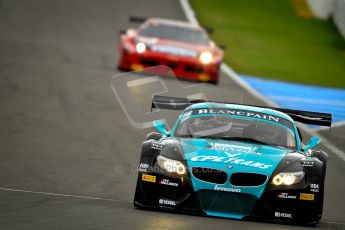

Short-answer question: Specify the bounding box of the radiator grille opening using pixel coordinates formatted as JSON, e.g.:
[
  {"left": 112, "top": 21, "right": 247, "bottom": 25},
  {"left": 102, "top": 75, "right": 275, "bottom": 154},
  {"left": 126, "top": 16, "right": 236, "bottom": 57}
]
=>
[
  {"left": 191, "top": 167, "right": 227, "bottom": 184},
  {"left": 140, "top": 58, "right": 159, "bottom": 66},
  {"left": 230, "top": 173, "right": 267, "bottom": 186}
]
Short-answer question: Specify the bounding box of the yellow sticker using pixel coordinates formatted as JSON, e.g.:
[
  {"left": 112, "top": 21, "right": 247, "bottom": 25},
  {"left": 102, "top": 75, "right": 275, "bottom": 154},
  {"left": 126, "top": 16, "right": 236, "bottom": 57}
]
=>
[
  {"left": 142, "top": 174, "right": 156, "bottom": 183},
  {"left": 198, "top": 74, "right": 209, "bottom": 82},
  {"left": 131, "top": 64, "right": 144, "bottom": 71},
  {"left": 300, "top": 193, "right": 314, "bottom": 201}
]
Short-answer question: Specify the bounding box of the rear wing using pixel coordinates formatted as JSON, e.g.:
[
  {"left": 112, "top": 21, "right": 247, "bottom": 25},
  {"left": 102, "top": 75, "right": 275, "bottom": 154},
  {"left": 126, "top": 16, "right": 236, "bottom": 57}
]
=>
[{"left": 151, "top": 95, "right": 332, "bottom": 127}]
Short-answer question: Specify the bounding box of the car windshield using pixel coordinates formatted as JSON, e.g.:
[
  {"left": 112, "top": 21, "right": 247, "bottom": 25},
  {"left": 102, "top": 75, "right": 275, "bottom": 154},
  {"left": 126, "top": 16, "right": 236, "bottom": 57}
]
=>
[
  {"left": 138, "top": 24, "right": 209, "bottom": 45},
  {"left": 174, "top": 115, "right": 297, "bottom": 150}
]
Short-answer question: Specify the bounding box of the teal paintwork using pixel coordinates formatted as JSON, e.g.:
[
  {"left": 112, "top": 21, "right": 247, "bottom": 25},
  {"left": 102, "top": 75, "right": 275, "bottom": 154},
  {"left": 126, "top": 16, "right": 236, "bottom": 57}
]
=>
[
  {"left": 304, "top": 136, "right": 321, "bottom": 151},
  {"left": 179, "top": 138, "right": 291, "bottom": 219},
  {"left": 180, "top": 138, "right": 289, "bottom": 190},
  {"left": 153, "top": 120, "right": 169, "bottom": 136},
  {"left": 206, "top": 211, "right": 245, "bottom": 219}
]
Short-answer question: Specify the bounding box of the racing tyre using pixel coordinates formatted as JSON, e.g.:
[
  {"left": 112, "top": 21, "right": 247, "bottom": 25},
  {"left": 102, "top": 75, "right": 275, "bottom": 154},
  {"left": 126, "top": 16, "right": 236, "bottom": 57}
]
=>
[
  {"left": 312, "top": 150, "right": 327, "bottom": 221},
  {"left": 208, "top": 79, "right": 219, "bottom": 85}
]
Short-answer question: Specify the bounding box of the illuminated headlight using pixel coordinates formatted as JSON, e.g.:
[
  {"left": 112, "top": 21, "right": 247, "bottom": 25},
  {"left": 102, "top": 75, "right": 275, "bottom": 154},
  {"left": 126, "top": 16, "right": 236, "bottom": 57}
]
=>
[
  {"left": 272, "top": 171, "right": 305, "bottom": 186},
  {"left": 157, "top": 155, "right": 186, "bottom": 175},
  {"left": 199, "top": 51, "right": 213, "bottom": 64},
  {"left": 136, "top": 42, "right": 146, "bottom": 53}
]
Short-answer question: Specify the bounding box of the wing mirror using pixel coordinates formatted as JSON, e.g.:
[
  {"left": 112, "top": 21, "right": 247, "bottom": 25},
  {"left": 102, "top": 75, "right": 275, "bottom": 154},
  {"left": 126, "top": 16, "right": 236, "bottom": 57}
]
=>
[
  {"left": 219, "top": 44, "right": 226, "bottom": 50},
  {"left": 153, "top": 120, "right": 169, "bottom": 136},
  {"left": 303, "top": 136, "right": 320, "bottom": 152},
  {"left": 146, "top": 132, "right": 163, "bottom": 141}
]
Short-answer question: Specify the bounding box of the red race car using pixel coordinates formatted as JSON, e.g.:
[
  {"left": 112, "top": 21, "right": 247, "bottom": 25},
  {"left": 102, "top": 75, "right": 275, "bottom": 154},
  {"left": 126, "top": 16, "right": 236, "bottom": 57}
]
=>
[{"left": 117, "top": 17, "right": 224, "bottom": 84}]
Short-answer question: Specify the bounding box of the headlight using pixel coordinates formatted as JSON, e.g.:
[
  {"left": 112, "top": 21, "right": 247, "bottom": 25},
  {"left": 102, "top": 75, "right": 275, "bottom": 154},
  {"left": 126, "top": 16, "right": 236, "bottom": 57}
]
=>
[
  {"left": 199, "top": 51, "right": 213, "bottom": 64},
  {"left": 271, "top": 171, "right": 305, "bottom": 186},
  {"left": 136, "top": 42, "right": 146, "bottom": 53},
  {"left": 157, "top": 155, "right": 186, "bottom": 175}
]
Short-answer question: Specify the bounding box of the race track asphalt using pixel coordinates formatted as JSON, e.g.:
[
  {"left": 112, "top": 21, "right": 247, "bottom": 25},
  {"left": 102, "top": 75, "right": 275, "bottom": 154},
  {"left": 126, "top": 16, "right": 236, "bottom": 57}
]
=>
[{"left": 0, "top": 0, "right": 345, "bottom": 229}]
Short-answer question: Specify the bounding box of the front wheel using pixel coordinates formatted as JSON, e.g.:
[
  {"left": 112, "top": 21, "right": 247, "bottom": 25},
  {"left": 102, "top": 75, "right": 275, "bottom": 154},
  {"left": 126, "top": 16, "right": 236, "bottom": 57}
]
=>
[{"left": 208, "top": 79, "right": 219, "bottom": 85}]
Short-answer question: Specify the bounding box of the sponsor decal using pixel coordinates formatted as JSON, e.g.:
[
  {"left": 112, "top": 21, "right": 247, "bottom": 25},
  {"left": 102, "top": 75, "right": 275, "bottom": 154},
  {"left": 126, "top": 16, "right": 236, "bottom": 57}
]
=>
[
  {"left": 302, "top": 160, "right": 314, "bottom": 167},
  {"left": 275, "top": 212, "right": 292, "bottom": 219},
  {"left": 184, "top": 108, "right": 294, "bottom": 129},
  {"left": 140, "top": 163, "right": 149, "bottom": 168},
  {"left": 196, "top": 108, "right": 280, "bottom": 122},
  {"left": 139, "top": 163, "right": 149, "bottom": 172},
  {"left": 151, "top": 143, "right": 163, "bottom": 150},
  {"left": 204, "top": 144, "right": 261, "bottom": 155},
  {"left": 277, "top": 192, "right": 297, "bottom": 199},
  {"left": 190, "top": 155, "right": 272, "bottom": 169},
  {"left": 142, "top": 174, "right": 156, "bottom": 183},
  {"left": 204, "top": 145, "right": 233, "bottom": 151},
  {"left": 159, "top": 198, "right": 176, "bottom": 206},
  {"left": 214, "top": 185, "right": 241, "bottom": 193},
  {"left": 159, "top": 178, "right": 178, "bottom": 187},
  {"left": 310, "top": 183, "right": 319, "bottom": 193},
  {"left": 300, "top": 193, "right": 315, "bottom": 201}
]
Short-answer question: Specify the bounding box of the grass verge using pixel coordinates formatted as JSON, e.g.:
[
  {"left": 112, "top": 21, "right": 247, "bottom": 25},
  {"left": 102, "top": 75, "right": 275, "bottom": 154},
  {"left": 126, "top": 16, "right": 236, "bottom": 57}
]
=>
[{"left": 191, "top": 0, "right": 345, "bottom": 88}]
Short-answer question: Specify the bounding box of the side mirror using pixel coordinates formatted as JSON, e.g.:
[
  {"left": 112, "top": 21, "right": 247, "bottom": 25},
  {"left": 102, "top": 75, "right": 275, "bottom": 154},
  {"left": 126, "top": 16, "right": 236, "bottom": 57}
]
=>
[
  {"left": 219, "top": 44, "right": 226, "bottom": 50},
  {"left": 203, "top": 26, "right": 214, "bottom": 34},
  {"left": 146, "top": 132, "right": 163, "bottom": 141},
  {"left": 303, "top": 137, "right": 321, "bottom": 152},
  {"left": 153, "top": 120, "right": 169, "bottom": 136}
]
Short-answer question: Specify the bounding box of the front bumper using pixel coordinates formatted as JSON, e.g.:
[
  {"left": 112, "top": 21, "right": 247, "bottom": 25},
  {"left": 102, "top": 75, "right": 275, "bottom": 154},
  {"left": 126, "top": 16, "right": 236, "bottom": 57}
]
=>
[
  {"left": 134, "top": 171, "right": 321, "bottom": 225},
  {"left": 118, "top": 50, "right": 220, "bottom": 83}
]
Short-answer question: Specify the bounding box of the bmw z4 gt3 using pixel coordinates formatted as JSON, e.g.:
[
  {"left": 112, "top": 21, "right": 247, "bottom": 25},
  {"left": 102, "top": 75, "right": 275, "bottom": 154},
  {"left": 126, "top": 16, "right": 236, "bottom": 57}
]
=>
[{"left": 134, "top": 96, "right": 331, "bottom": 226}]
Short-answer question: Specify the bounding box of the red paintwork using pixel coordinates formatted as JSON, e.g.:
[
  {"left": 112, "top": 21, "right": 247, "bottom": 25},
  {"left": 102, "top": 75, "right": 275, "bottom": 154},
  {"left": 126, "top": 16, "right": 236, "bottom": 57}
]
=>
[{"left": 117, "top": 18, "right": 224, "bottom": 84}]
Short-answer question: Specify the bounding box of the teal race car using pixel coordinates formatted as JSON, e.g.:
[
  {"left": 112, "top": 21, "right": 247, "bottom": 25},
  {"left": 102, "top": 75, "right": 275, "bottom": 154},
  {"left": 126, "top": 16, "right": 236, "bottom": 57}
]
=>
[{"left": 134, "top": 96, "right": 331, "bottom": 226}]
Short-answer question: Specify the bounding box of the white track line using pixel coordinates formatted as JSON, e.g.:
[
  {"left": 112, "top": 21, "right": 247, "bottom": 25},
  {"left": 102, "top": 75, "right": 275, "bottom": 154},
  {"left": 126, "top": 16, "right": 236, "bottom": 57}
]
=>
[
  {"left": 2, "top": 187, "right": 345, "bottom": 226},
  {"left": 321, "top": 220, "right": 345, "bottom": 226},
  {"left": 0, "top": 187, "right": 131, "bottom": 203},
  {"left": 179, "top": 0, "right": 345, "bottom": 162},
  {"left": 179, "top": 0, "right": 199, "bottom": 25},
  {"left": 1, "top": 189, "right": 344, "bottom": 227}
]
